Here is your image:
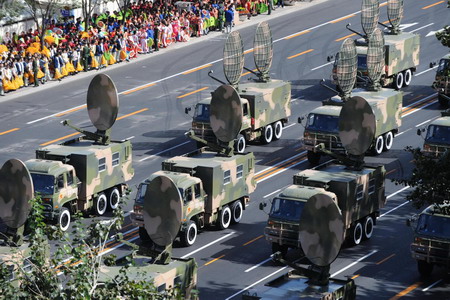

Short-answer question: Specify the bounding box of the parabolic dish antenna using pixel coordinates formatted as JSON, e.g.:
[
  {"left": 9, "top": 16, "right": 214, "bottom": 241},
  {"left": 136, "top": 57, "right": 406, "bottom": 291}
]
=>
[
  {"left": 336, "top": 38, "right": 358, "bottom": 97},
  {"left": 223, "top": 31, "right": 244, "bottom": 86},
  {"left": 87, "top": 74, "right": 119, "bottom": 131},
  {"left": 367, "top": 28, "right": 385, "bottom": 84},
  {"left": 361, "top": 0, "right": 380, "bottom": 37},
  {"left": 388, "top": 0, "right": 403, "bottom": 30},
  {"left": 253, "top": 21, "right": 273, "bottom": 77}
]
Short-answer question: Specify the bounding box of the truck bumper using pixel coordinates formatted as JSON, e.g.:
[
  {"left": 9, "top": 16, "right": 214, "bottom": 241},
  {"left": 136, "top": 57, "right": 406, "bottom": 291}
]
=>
[
  {"left": 411, "top": 244, "right": 450, "bottom": 267},
  {"left": 264, "top": 227, "right": 300, "bottom": 248}
]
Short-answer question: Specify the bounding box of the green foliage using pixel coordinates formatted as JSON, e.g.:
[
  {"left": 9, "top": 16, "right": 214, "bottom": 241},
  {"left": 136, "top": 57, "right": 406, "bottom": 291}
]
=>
[
  {"left": 436, "top": 25, "right": 450, "bottom": 48},
  {"left": 0, "top": 0, "right": 26, "bottom": 24},
  {"left": 393, "top": 147, "right": 450, "bottom": 210}
]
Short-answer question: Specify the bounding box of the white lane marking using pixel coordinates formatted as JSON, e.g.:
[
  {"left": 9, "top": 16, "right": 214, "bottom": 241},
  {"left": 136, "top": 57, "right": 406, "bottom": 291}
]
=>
[
  {"left": 256, "top": 151, "right": 306, "bottom": 175},
  {"left": 225, "top": 267, "right": 287, "bottom": 300},
  {"left": 99, "top": 236, "right": 139, "bottom": 256},
  {"left": 263, "top": 188, "right": 283, "bottom": 199},
  {"left": 415, "top": 117, "right": 435, "bottom": 128},
  {"left": 395, "top": 128, "right": 411, "bottom": 137},
  {"left": 402, "top": 100, "right": 438, "bottom": 118},
  {"left": 379, "top": 200, "right": 409, "bottom": 218},
  {"left": 410, "top": 23, "right": 434, "bottom": 33},
  {"left": 386, "top": 186, "right": 410, "bottom": 200},
  {"left": 27, "top": 104, "right": 86, "bottom": 124},
  {"left": 311, "top": 61, "right": 333, "bottom": 71},
  {"left": 180, "top": 231, "right": 235, "bottom": 259},
  {"left": 422, "top": 279, "right": 443, "bottom": 292},
  {"left": 330, "top": 250, "right": 378, "bottom": 278},
  {"left": 284, "top": 123, "right": 296, "bottom": 129},
  {"left": 415, "top": 66, "right": 437, "bottom": 76},
  {"left": 125, "top": 136, "right": 135, "bottom": 140},
  {"left": 403, "top": 93, "right": 437, "bottom": 109},
  {"left": 245, "top": 257, "right": 272, "bottom": 272},
  {"left": 399, "top": 23, "right": 418, "bottom": 31},
  {"left": 426, "top": 28, "right": 444, "bottom": 37},
  {"left": 258, "top": 158, "right": 307, "bottom": 183},
  {"left": 139, "top": 141, "right": 191, "bottom": 162}
]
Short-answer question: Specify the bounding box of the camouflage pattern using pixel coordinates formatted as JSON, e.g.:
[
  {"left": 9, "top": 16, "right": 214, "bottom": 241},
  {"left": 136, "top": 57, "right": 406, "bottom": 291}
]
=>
[
  {"left": 299, "top": 193, "right": 344, "bottom": 267},
  {"left": 143, "top": 175, "right": 182, "bottom": 247},
  {"left": 432, "top": 55, "right": 450, "bottom": 104},
  {"left": 131, "top": 148, "right": 256, "bottom": 240},
  {"left": 338, "top": 96, "right": 376, "bottom": 156},
  {"left": 0, "top": 159, "right": 33, "bottom": 229},
  {"left": 99, "top": 255, "right": 198, "bottom": 299},
  {"left": 408, "top": 203, "right": 450, "bottom": 275},
  {"left": 421, "top": 113, "right": 450, "bottom": 156},
  {"left": 25, "top": 136, "right": 134, "bottom": 218},
  {"left": 384, "top": 32, "right": 420, "bottom": 78},
  {"left": 87, "top": 74, "right": 119, "bottom": 132},
  {"left": 264, "top": 163, "right": 386, "bottom": 251}
]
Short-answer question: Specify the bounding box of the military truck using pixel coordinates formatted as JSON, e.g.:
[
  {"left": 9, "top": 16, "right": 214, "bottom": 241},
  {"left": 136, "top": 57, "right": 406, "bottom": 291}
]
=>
[
  {"left": 132, "top": 84, "right": 257, "bottom": 246},
  {"left": 25, "top": 74, "right": 134, "bottom": 231},
  {"left": 432, "top": 54, "right": 450, "bottom": 107},
  {"left": 305, "top": 31, "right": 402, "bottom": 164},
  {"left": 188, "top": 23, "right": 291, "bottom": 153},
  {"left": 407, "top": 202, "right": 450, "bottom": 277},
  {"left": 417, "top": 109, "right": 450, "bottom": 156}
]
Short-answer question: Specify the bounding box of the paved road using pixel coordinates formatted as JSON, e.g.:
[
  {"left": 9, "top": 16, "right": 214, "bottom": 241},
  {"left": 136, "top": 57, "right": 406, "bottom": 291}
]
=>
[{"left": 1, "top": 0, "right": 449, "bottom": 299}]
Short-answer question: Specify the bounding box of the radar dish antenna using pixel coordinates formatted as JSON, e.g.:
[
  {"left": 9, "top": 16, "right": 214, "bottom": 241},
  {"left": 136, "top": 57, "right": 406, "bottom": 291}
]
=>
[
  {"left": 339, "top": 96, "right": 376, "bottom": 156},
  {"left": 210, "top": 85, "right": 243, "bottom": 143},
  {"left": 361, "top": 0, "right": 380, "bottom": 37},
  {"left": 367, "top": 28, "right": 385, "bottom": 90},
  {"left": 0, "top": 159, "right": 33, "bottom": 229},
  {"left": 299, "top": 193, "right": 345, "bottom": 267},
  {"left": 223, "top": 31, "right": 244, "bottom": 86},
  {"left": 336, "top": 38, "right": 358, "bottom": 100},
  {"left": 143, "top": 175, "right": 182, "bottom": 247},
  {"left": 387, "top": 0, "right": 403, "bottom": 34},
  {"left": 87, "top": 74, "right": 119, "bottom": 132},
  {"left": 253, "top": 21, "right": 273, "bottom": 81}
]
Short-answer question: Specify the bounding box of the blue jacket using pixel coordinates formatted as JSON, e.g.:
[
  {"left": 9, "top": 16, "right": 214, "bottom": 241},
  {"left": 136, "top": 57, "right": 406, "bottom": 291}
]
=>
[{"left": 225, "top": 9, "right": 234, "bottom": 22}]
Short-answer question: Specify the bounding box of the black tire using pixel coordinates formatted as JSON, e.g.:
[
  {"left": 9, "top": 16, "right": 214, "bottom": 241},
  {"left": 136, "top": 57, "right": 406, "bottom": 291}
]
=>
[
  {"left": 231, "top": 201, "right": 243, "bottom": 224},
  {"left": 94, "top": 193, "right": 107, "bottom": 216},
  {"left": 373, "top": 135, "right": 384, "bottom": 155},
  {"left": 351, "top": 222, "right": 363, "bottom": 245},
  {"left": 139, "top": 226, "right": 151, "bottom": 243},
  {"left": 58, "top": 207, "right": 71, "bottom": 232},
  {"left": 307, "top": 151, "right": 321, "bottom": 165},
  {"left": 180, "top": 220, "right": 197, "bottom": 247},
  {"left": 403, "top": 69, "right": 412, "bottom": 87},
  {"left": 234, "top": 134, "right": 246, "bottom": 153},
  {"left": 363, "top": 216, "right": 374, "bottom": 240},
  {"left": 383, "top": 131, "right": 394, "bottom": 151},
  {"left": 261, "top": 125, "right": 273, "bottom": 144},
  {"left": 394, "top": 72, "right": 404, "bottom": 90},
  {"left": 438, "top": 94, "right": 449, "bottom": 108},
  {"left": 271, "top": 243, "right": 288, "bottom": 258},
  {"left": 108, "top": 187, "right": 120, "bottom": 210},
  {"left": 273, "top": 121, "right": 283, "bottom": 140},
  {"left": 417, "top": 260, "right": 434, "bottom": 277},
  {"left": 218, "top": 206, "right": 231, "bottom": 230}
]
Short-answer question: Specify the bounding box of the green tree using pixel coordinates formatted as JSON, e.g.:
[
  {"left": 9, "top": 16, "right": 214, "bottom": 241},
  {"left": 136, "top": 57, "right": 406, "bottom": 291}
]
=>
[
  {"left": 394, "top": 147, "right": 450, "bottom": 213},
  {"left": 0, "top": 0, "right": 26, "bottom": 24},
  {"left": 435, "top": 1, "right": 450, "bottom": 48}
]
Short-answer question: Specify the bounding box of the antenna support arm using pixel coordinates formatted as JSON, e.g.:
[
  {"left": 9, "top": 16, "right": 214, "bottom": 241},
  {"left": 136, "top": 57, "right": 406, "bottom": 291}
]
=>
[
  {"left": 346, "top": 23, "right": 365, "bottom": 39},
  {"left": 208, "top": 70, "right": 227, "bottom": 85}
]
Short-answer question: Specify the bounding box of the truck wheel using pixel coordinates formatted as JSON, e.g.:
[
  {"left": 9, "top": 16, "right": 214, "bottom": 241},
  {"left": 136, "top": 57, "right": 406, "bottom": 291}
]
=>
[
  {"left": 231, "top": 201, "right": 243, "bottom": 224},
  {"left": 273, "top": 121, "right": 283, "bottom": 140},
  {"left": 394, "top": 72, "right": 404, "bottom": 90},
  {"left": 418, "top": 260, "right": 434, "bottom": 277},
  {"left": 373, "top": 135, "right": 384, "bottom": 155},
  {"left": 218, "top": 206, "right": 231, "bottom": 230},
  {"left": 58, "top": 207, "right": 71, "bottom": 232},
  {"left": 108, "top": 188, "right": 120, "bottom": 210},
  {"left": 139, "top": 226, "right": 151, "bottom": 243},
  {"left": 363, "top": 216, "right": 374, "bottom": 240},
  {"left": 403, "top": 69, "right": 412, "bottom": 86},
  {"left": 383, "top": 131, "right": 393, "bottom": 151},
  {"left": 95, "top": 193, "right": 107, "bottom": 216},
  {"left": 351, "top": 222, "right": 363, "bottom": 245},
  {"left": 271, "top": 243, "right": 288, "bottom": 258},
  {"left": 180, "top": 220, "right": 197, "bottom": 247},
  {"left": 234, "top": 134, "right": 246, "bottom": 153},
  {"left": 261, "top": 125, "right": 273, "bottom": 144},
  {"left": 438, "top": 94, "right": 449, "bottom": 107},
  {"left": 307, "top": 151, "right": 321, "bottom": 165}
]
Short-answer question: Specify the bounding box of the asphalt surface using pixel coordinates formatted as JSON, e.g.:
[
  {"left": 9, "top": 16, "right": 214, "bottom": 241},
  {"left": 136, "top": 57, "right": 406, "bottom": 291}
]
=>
[{"left": 1, "top": 0, "right": 450, "bottom": 299}]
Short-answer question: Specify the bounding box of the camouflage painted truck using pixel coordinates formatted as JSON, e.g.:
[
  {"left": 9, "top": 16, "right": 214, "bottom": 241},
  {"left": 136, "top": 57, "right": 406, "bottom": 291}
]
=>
[
  {"left": 188, "top": 23, "right": 291, "bottom": 153},
  {"left": 417, "top": 109, "right": 450, "bottom": 156},
  {"left": 25, "top": 75, "right": 134, "bottom": 231},
  {"left": 407, "top": 202, "right": 450, "bottom": 277},
  {"left": 432, "top": 53, "right": 450, "bottom": 107}
]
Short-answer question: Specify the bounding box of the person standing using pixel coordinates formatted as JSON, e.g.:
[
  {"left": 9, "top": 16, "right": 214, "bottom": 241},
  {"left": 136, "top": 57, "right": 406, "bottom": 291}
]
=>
[
  {"left": 277, "top": 0, "right": 284, "bottom": 9},
  {"left": 154, "top": 22, "right": 160, "bottom": 52},
  {"left": 224, "top": 5, "right": 234, "bottom": 34},
  {"left": 268, "top": 0, "right": 274, "bottom": 14},
  {"left": 82, "top": 41, "right": 90, "bottom": 71},
  {"left": 32, "top": 54, "right": 40, "bottom": 87}
]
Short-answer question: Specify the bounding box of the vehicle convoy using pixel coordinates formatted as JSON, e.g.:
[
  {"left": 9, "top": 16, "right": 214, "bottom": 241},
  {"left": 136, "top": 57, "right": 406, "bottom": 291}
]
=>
[
  {"left": 407, "top": 202, "right": 450, "bottom": 277},
  {"left": 99, "top": 175, "right": 198, "bottom": 299},
  {"left": 432, "top": 54, "right": 450, "bottom": 107},
  {"left": 335, "top": 0, "right": 420, "bottom": 90},
  {"left": 265, "top": 96, "right": 387, "bottom": 256},
  {"left": 417, "top": 109, "right": 450, "bottom": 156},
  {"left": 188, "top": 23, "right": 291, "bottom": 153},
  {"left": 304, "top": 29, "right": 402, "bottom": 164},
  {"left": 25, "top": 75, "right": 134, "bottom": 231},
  {"left": 132, "top": 84, "right": 257, "bottom": 246}
]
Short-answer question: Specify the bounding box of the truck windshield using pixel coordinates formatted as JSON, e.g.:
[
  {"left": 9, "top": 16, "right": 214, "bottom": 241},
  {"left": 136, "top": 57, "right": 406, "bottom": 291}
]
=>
[
  {"left": 135, "top": 183, "right": 148, "bottom": 204},
  {"left": 306, "top": 114, "right": 339, "bottom": 133},
  {"left": 30, "top": 174, "right": 54, "bottom": 195},
  {"left": 269, "top": 198, "right": 305, "bottom": 222},
  {"left": 357, "top": 54, "right": 367, "bottom": 70},
  {"left": 436, "top": 59, "right": 450, "bottom": 76},
  {"left": 425, "top": 125, "right": 450, "bottom": 144},
  {"left": 194, "top": 104, "right": 210, "bottom": 122},
  {"left": 416, "top": 214, "right": 450, "bottom": 240}
]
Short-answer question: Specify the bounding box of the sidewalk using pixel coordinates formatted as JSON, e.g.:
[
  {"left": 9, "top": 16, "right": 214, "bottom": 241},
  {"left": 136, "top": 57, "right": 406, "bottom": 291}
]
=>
[{"left": 0, "top": 0, "right": 328, "bottom": 102}]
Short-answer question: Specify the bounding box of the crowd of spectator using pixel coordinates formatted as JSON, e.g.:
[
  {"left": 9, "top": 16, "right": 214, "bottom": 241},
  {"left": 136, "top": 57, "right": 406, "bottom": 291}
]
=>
[{"left": 0, "top": 0, "right": 276, "bottom": 96}]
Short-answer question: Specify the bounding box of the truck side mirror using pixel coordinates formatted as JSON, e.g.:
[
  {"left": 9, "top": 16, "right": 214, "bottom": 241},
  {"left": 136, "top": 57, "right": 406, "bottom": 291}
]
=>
[
  {"left": 185, "top": 107, "right": 191, "bottom": 114},
  {"left": 417, "top": 129, "right": 422, "bottom": 136},
  {"left": 429, "top": 62, "right": 436, "bottom": 68},
  {"left": 406, "top": 218, "right": 411, "bottom": 227},
  {"left": 259, "top": 202, "right": 266, "bottom": 210},
  {"left": 58, "top": 179, "right": 64, "bottom": 188},
  {"left": 298, "top": 116, "right": 304, "bottom": 124}
]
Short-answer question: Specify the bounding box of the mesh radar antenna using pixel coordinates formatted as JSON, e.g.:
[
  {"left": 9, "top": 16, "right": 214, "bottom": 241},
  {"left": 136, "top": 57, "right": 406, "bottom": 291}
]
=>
[
  {"left": 384, "top": 0, "right": 403, "bottom": 34},
  {"left": 366, "top": 28, "right": 385, "bottom": 91},
  {"left": 0, "top": 159, "right": 34, "bottom": 245},
  {"left": 223, "top": 31, "right": 245, "bottom": 87},
  {"left": 335, "top": 38, "right": 358, "bottom": 100},
  {"left": 62, "top": 74, "right": 119, "bottom": 145},
  {"left": 252, "top": 21, "right": 273, "bottom": 82},
  {"left": 346, "top": 0, "right": 380, "bottom": 41}
]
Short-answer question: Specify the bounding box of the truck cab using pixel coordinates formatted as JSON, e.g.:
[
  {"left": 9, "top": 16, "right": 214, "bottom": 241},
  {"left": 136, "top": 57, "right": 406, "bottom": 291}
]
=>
[{"left": 433, "top": 54, "right": 450, "bottom": 107}]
